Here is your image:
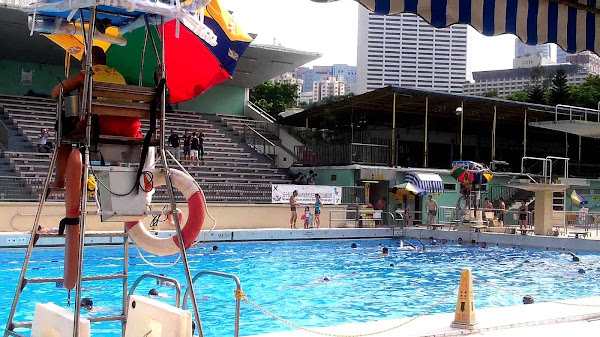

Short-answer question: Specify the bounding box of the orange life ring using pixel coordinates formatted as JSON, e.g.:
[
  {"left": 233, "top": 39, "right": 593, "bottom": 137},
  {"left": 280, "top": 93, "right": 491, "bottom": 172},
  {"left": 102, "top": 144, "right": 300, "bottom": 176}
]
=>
[
  {"left": 62, "top": 149, "right": 82, "bottom": 291},
  {"left": 125, "top": 169, "right": 205, "bottom": 256}
]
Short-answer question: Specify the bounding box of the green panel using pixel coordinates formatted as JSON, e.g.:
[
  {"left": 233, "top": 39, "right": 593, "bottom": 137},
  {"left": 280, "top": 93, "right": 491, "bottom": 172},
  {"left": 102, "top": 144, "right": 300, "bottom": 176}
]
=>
[
  {"left": 177, "top": 85, "right": 245, "bottom": 115},
  {"left": 0, "top": 60, "right": 79, "bottom": 96},
  {"left": 295, "top": 168, "right": 355, "bottom": 186},
  {"left": 106, "top": 28, "right": 160, "bottom": 87}
]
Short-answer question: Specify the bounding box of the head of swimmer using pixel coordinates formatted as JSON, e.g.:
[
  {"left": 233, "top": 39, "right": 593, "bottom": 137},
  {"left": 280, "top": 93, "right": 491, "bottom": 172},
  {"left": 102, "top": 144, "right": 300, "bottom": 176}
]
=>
[
  {"left": 382, "top": 247, "right": 389, "bottom": 254},
  {"left": 148, "top": 288, "right": 159, "bottom": 296},
  {"left": 212, "top": 245, "right": 219, "bottom": 251},
  {"left": 80, "top": 298, "right": 93, "bottom": 311},
  {"left": 351, "top": 243, "right": 357, "bottom": 248},
  {"left": 81, "top": 46, "right": 107, "bottom": 69}
]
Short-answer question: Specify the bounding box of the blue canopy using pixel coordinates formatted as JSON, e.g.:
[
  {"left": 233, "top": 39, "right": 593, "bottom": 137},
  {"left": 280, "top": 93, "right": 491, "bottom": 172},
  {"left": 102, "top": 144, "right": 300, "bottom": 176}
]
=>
[{"left": 313, "top": 0, "right": 600, "bottom": 56}]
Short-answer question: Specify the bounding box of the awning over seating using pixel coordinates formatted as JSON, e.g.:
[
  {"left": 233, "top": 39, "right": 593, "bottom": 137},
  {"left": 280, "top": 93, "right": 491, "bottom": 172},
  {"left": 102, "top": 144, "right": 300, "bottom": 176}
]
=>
[
  {"left": 313, "top": 0, "right": 600, "bottom": 56},
  {"left": 405, "top": 172, "right": 444, "bottom": 194}
]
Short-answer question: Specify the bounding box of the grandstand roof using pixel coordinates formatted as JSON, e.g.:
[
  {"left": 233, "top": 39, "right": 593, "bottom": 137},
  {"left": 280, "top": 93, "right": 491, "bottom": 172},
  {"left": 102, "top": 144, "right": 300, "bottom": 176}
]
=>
[
  {"left": 0, "top": 7, "right": 320, "bottom": 88},
  {"left": 282, "top": 86, "right": 567, "bottom": 127}
]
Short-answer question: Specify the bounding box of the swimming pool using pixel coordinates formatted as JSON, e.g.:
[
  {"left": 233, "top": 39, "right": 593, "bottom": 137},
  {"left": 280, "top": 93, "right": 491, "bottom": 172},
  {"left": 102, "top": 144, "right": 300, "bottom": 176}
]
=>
[{"left": 2, "top": 239, "right": 600, "bottom": 336}]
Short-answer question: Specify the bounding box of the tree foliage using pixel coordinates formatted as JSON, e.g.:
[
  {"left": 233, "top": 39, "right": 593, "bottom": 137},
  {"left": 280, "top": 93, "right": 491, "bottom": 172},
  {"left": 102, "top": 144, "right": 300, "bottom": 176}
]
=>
[
  {"left": 481, "top": 89, "right": 498, "bottom": 98},
  {"left": 548, "top": 69, "right": 570, "bottom": 106},
  {"left": 506, "top": 91, "right": 529, "bottom": 102},
  {"left": 250, "top": 82, "right": 299, "bottom": 118},
  {"left": 569, "top": 75, "right": 600, "bottom": 109},
  {"left": 528, "top": 85, "right": 547, "bottom": 104}
]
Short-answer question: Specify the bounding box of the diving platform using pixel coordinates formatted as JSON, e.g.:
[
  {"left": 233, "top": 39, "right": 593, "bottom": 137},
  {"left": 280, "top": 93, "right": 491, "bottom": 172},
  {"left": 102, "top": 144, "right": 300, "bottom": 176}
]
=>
[{"left": 529, "top": 120, "right": 600, "bottom": 138}]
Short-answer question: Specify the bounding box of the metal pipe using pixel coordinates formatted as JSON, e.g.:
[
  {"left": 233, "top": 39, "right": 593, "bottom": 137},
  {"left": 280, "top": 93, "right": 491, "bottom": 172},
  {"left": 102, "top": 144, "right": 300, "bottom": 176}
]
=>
[
  {"left": 579, "top": 135, "right": 582, "bottom": 162},
  {"left": 350, "top": 105, "right": 354, "bottom": 143},
  {"left": 492, "top": 106, "right": 496, "bottom": 162},
  {"left": 391, "top": 93, "right": 396, "bottom": 166},
  {"left": 4, "top": 107, "right": 60, "bottom": 336},
  {"left": 127, "top": 274, "right": 181, "bottom": 308},
  {"left": 159, "top": 15, "right": 204, "bottom": 337},
  {"left": 121, "top": 223, "right": 129, "bottom": 336},
  {"left": 424, "top": 96, "right": 428, "bottom": 168},
  {"left": 138, "top": 27, "right": 149, "bottom": 86},
  {"left": 523, "top": 109, "right": 527, "bottom": 158},
  {"left": 144, "top": 15, "right": 161, "bottom": 69},
  {"left": 74, "top": 7, "right": 96, "bottom": 337},
  {"left": 182, "top": 271, "right": 243, "bottom": 337},
  {"left": 459, "top": 101, "right": 464, "bottom": 160}
]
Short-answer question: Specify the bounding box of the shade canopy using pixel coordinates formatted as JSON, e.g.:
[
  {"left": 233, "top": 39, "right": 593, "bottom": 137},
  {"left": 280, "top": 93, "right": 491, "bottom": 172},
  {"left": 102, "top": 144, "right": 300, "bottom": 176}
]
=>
[
  {"left": 313, "top": 0, "right": 600, "bottom": 56},
  {"left": 405, "top": 172, "right": 445, "bottom": 194}
]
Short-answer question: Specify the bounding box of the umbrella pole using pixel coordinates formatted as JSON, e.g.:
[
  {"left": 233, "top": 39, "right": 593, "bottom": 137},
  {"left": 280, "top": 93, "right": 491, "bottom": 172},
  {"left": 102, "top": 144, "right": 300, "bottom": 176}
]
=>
[{"left": 139, "top": 27, "right": 149, "bottom": 86}]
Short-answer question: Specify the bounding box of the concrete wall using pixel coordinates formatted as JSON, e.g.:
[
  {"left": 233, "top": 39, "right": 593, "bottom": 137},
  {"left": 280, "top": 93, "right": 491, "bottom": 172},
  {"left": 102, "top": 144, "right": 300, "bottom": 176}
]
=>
[
  {"left": 0, "top": 202, "right": 347, "bottom": 232},
  {"left": 177, "top": 85, "right": 245, "bottom": 115},
  {"left": 0, "top": 59, "right": 79, "bottom": 96}
]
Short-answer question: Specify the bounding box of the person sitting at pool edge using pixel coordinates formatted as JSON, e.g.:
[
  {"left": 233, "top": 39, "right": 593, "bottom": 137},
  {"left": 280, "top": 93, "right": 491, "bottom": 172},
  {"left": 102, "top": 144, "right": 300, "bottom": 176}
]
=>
[{"left": 49, "top": 46, "right": 142, "bottom": 189}]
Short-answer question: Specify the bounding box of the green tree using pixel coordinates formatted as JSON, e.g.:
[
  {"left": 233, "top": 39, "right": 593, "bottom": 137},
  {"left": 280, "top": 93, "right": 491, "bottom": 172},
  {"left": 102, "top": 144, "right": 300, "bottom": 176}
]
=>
[
  {"left": 250, "top": 82, "right": 299, "bottom": 118},
  {"left": 528, "top": 85, "right": 547, "bottom": 104},
  {"left": 506, "top": 91, "right": 529, "bottom": 102},
  {"left": 569, "top": 75, "right": 600, "bottom": 109},
  {"left": 481, "top": 89, "right": 498, "bottom": 98},
  {"left": 548, "top": 69, "right": 570, "bottom": 106}
]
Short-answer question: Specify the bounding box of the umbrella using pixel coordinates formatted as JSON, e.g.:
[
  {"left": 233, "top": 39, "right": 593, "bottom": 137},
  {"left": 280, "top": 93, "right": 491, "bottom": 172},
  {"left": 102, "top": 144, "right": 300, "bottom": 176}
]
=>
[
  {"left": 570, "top": 190, "right": 588, "bottom": 206},
  {"left": 450, "top": 166, "right": 473, "bottom": 183},
  {"left": 472, "top": 171, "right": 494, "bottom": 184},
  {"left": 30, "top": 0, "right": 252, "bottom": 102},
  {"left": 389, "top": 183, "right": 425, "bottom": 200}
]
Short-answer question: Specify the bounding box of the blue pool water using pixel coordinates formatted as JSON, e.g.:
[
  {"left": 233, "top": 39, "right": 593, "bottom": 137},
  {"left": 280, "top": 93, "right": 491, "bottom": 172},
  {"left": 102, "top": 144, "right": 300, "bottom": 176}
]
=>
[{"left": 2, "top": 239, "right": 600, "bottom": 336}]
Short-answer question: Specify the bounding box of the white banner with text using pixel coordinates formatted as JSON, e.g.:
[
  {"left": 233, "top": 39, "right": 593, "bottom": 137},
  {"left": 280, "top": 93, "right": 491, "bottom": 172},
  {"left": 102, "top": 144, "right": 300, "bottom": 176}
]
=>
[{"left": 271, "top": 185, "right": 342, "bottom": 205}]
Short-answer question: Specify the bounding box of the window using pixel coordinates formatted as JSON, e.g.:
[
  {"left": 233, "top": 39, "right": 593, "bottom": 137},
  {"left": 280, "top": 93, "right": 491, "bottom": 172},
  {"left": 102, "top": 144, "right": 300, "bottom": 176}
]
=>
[{"left": 444, "top": 183, "right": 457, "bottom": 191}]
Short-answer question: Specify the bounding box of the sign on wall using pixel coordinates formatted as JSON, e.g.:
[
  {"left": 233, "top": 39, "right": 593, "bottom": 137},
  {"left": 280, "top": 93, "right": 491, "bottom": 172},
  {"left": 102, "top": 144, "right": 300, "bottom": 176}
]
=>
[
  {"left": 21, "top": 69, "right": 33, "bottom": 86},
  {"left": 272, "top": 185, "right": 342, "bottom": 205}
]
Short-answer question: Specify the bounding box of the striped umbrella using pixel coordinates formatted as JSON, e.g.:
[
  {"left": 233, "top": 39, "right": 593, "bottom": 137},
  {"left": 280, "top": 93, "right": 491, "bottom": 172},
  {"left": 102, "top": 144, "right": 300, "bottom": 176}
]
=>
[
  {"left": 312, "top": 0, "right": 600, "bottom": 56},
  {"left": 389, "top": 182, "right": 426, "bottom": 200}
]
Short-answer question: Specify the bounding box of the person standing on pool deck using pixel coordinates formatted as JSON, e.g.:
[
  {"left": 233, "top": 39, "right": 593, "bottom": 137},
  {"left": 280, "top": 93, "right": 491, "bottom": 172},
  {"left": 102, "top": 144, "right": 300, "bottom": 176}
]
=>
[
  {"left": 426, "top": 195, "right": 438, "bottom": 227},
  {"left": 314, "top": 194, "right": 322, "bottom": 229},
  {"left": 190, "top": 132, "right": 200, "bottom": 166},
  {"left": 182, "top": 130, "right": 191, "bottom": 161},
  {"left": 290, "top": 190, "right": 299, "bottom": 229},
  {"left": 498, "top": 198, "right": 506, "bottom": 226},
  {"left": 518, "top": 200, "right": 528, "bottom": 230}
]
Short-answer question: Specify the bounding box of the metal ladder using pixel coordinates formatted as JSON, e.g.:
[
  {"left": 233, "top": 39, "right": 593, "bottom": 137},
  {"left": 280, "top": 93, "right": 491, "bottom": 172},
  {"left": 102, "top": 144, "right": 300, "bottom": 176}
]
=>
[{"left": 4, "top": 9, "right": 204, "bottom": 337}]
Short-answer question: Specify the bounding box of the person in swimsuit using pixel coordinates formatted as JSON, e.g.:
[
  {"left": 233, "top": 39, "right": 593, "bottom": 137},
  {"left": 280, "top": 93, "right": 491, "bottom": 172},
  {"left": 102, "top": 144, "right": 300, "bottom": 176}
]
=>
[
  {"left": 498, "top": 197, "right": 506, "bottom": 225},
  {"left": 290, "top": 190, "right": 299, "bottom": 229},
  {"left": 314, "top": 193, "right": 322, "bottom": 229},
  {"left": 426, "top": 195, "right": 438, "bottom": 227},
  {"left": 518, "top": 200, "right": 528, "bottom": 230}
]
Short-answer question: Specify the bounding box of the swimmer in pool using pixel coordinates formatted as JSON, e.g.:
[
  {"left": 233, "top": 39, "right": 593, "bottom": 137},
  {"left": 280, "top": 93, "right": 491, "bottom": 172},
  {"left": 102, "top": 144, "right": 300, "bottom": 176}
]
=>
[
  {"left": 379, "top": 247, "right": 389, "bottom": 257},
  {"left": 351, "top": 243, "right": 357, "bottom": 248},
  {"left": 570, "top": 253, "right": 580, "bottom": 262},
  {"left": 156, "top": 274, "right": 176, "bottom": 287},
  {"left": 148, "top": 288, "right": 170, "bottom": 298},
  {"left": 457, "top": 238, "right": 464, "bottom": 245}
]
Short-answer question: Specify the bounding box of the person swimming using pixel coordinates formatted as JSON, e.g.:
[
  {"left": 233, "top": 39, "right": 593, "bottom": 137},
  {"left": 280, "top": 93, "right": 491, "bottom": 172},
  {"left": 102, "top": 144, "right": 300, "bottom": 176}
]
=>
[
  {"left": 351, "top": 243, "right": 357, "bottom": 248},
  {"left": 379, "top": 247, "right": 389, "bottom": 257},
  {"left": 457, "top": 237, "right": 463, "bottom": 245},
  {"left": 211, "top": 245, "right": 219, "bottom": 252},
  {"left": 156, "top": 274, "right": 176, "bottom": 287},
  {"left": 148, "top": 288, "right": 159, "bottom": 296},
  {"left": 481, "top": 242, "right": 487, "bottom": 248},
  {"left": 571, "top": 253, "right": 580, "bottom": 262},
  {"left": 522, "top": 295, "right": 534, "bottom": 304},
  {"left": 80, "top": 298, "right": 93, "bottom": 310}
]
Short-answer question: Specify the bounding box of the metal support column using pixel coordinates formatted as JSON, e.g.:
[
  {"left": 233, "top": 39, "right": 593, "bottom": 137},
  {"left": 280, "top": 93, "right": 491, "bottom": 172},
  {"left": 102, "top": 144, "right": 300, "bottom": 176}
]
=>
[
  {"left": 73, "top": 7, "right": 97, "bottom": 337},
  {"left": 424, "top": 96, "right": 428, "bottom": 168},
  {"left": 459, "top": 101, "right": 464, "bottom": 160},
  {"left": 158, "top": 16, "right": 204, "bottom": 337},
  {"left": 565, "top": 133, "right": 569, "bottom": 157},
  {"left": 492, "top": 106, "right": 497, "bottom": 163},
  {"left": 305, "top": 117, "right": 308, "bottom": 129},
  {"left": 350, "top": 105, "right": 354, "bottom": 143},
  {"left": 523, "top": 109, "right": 527, "bottom": 158},
  {"left": 579, "top": 135, "right": 582, "bottom": 161},
  {"left": 391, "top": 93, "right": 397, "bottom": 166},
  {"left": 138, "top": 27, "right": 149, "bottom": 86}
]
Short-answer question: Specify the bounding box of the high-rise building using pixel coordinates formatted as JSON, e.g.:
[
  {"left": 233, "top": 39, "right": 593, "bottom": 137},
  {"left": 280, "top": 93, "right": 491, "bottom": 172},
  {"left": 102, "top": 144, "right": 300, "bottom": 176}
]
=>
[
  {"left": 273, "top": 72, "right": 303, "bottom": 100},
  {"left": 357, "top": 10, "right": 467, "bottom": 94},
  {"left": 567, "top": 51, "right": 600, "bottom": 75},
  {"left": 557, "top": 48, "right": 568, "bottom": 63},
  {"left": 515, "top": 40, "right": 557, "bottom": 62},
  {"left": 332, "top": 64, "right": 357, "bottom": 93},
  {"left": 313, "top": 77, "right": 346, "bottom": 102}
]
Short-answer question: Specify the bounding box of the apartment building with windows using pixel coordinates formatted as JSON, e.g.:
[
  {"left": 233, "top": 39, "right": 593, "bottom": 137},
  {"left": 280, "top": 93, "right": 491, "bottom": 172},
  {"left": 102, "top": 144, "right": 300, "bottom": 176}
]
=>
[{"left": 357, "top": 9, "right": 468, "bottom": 94}]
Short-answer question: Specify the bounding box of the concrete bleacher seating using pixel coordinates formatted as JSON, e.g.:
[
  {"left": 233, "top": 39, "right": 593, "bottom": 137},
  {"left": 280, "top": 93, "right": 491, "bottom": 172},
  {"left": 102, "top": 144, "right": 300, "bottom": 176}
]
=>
[{"left": 0, "top": 94, "right": 291, "bottom": 203}]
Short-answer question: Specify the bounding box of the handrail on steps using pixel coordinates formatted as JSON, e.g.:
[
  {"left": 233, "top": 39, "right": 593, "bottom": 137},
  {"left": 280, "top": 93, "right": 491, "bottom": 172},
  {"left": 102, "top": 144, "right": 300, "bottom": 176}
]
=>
[{"left": 247, "top": 101, "right": 277, "bottom": 123}]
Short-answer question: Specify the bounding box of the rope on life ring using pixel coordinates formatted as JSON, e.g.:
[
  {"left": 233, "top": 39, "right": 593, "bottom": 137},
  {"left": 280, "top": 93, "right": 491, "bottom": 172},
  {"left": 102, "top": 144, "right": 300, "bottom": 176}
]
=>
[{"left": 125, "top": 169, "right": 206, "bottom": 256}]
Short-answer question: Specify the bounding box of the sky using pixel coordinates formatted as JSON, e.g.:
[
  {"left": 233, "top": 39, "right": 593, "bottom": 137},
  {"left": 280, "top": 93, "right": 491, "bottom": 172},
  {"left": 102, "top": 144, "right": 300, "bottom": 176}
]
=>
[{"left": 221, "top": 0, "right": 517, "bottom": 74}]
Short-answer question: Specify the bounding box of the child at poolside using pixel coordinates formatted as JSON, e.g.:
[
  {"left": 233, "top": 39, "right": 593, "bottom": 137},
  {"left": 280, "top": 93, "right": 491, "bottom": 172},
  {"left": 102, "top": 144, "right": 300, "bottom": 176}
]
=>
[{"left": 303, "top": 206, "right": 312, "bottom": 229}]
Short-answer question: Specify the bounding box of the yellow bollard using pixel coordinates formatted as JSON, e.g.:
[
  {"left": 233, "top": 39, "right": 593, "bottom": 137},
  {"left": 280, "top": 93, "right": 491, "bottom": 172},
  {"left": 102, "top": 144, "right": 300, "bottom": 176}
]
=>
[{"left": 450, "top": 268, "right": 478, "bottom": 330}]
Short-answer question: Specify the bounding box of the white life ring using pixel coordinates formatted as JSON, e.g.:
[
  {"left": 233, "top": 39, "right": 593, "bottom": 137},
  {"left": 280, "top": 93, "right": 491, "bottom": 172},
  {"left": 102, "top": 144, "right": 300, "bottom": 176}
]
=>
[{"left": 125, "top": 169, "right": 206, "bottom": 256}]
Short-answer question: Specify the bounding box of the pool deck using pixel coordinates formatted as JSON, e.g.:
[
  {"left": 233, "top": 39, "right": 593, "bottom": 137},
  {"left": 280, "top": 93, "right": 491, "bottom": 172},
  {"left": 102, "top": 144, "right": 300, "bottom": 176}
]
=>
[{"left": 249, "top": 296, "right": 600, "bottom": 337}]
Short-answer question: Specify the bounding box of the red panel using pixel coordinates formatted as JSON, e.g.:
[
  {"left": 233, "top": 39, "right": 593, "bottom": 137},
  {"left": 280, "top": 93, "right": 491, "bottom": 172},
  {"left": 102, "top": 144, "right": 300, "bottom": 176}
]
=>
[{"left": 161, "top": 21, "right": 231, "bottom": 103}]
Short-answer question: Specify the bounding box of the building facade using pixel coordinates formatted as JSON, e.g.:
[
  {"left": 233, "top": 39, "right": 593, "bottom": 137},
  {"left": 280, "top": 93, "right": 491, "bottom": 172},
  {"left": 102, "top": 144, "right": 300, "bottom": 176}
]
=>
[
  {"left": 357, "top": 10, "right": 468, "bottom": 94},
  {"left": 464, "top": 65, "right": 591, "bottom": 98},
  {"left": 515, "top": 40, "right": 557, "bottom": 62},
  {"left": 567, "top": 51, "right": 600, "bottom": 75},
  {"left": 312, "top": 77, "right": 346, "bottom": 102}
]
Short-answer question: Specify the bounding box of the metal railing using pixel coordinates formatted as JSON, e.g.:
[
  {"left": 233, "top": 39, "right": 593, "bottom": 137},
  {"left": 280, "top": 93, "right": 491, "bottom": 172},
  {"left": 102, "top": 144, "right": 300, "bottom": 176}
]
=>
[
  {"left": 246, "top": 120, "right": 280, "bottom": 139},
  {"left": 294, "top": 143, "right": 389, "bottom": 166},
  {"left": 247, "top": 101, "right": 277, "bottom": 123},
  {"left": 341, "top": 186, "right": 365, "bottom": 205},
  {"left": 0, "top": 119, "right": 9, "bottom": 150},
  {"left": 563, "top": 210, "right": 600, "bottom": 237},
  {"left": 554, "top": 104, "right": 600, "bottom": 122},
  {"left": 243, "top": 124, "right": 276, "bottom": 161},
  {"left": 329, "top": 209, "right": 399, "bottom": 229},
  {"left": 182, "top": 271, "right": 243, "bottom": 337},
  {"left": 436, "top": 206, "right": 533, "bottom": 228}
]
